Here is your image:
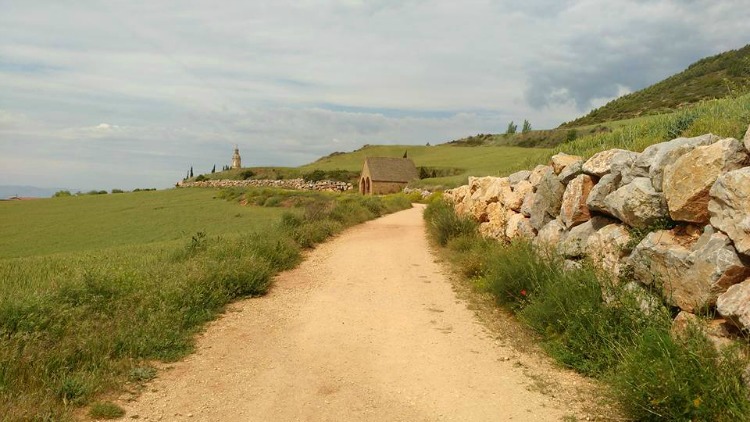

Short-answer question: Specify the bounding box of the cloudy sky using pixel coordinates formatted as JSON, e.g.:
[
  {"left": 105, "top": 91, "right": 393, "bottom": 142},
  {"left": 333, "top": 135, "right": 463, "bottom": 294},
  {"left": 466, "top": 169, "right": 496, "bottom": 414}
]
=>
[{"left": 1, "top": 0, "right": 748, "bottom": 190}]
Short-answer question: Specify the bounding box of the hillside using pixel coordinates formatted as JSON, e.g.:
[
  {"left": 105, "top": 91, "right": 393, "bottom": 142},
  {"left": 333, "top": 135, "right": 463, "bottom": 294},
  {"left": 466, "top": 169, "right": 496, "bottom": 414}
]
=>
[
  {"left": 561, "top": 44, "right": 750, "bottom": 127},
  {"left": 200, "top": 145, "right": 550, "bottom": 189}
]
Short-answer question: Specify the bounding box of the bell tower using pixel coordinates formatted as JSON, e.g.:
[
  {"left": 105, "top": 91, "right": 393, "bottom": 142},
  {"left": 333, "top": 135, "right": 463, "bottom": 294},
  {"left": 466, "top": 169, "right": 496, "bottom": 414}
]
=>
[{"left": 231, "top": 145, "right": 242, "bottom": 169}]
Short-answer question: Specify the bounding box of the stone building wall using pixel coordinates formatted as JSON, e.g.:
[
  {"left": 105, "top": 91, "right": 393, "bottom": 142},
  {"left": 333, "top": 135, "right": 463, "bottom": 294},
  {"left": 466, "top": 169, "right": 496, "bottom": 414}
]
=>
[{"left": 444, "top": 126, "right": 750, "bottom": 346}]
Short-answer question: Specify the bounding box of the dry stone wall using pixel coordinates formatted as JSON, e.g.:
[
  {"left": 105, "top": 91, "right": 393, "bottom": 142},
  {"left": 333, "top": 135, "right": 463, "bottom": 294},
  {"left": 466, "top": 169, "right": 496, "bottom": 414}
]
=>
[
  {"left": 178, "top": 178, "right": 353, "bottom": 192},
  {"left": 444, "top": 126, "right": 750, "bottom": 345}
]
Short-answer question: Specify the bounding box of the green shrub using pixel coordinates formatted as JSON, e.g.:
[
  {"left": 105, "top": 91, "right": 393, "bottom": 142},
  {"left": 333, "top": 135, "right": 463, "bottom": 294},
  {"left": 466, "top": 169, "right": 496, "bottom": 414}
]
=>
[
  {"left": 110, "top": 189, "right": 125, "bottom": 194},
  {"left": 613, "top": 327, "right": 750, "bottom": 421},
  {"left": 423, "top": 200, "right": 477, "bottom": 246},
  {"left": 52, "top": 190, "right": 72, "bottom": 198}
]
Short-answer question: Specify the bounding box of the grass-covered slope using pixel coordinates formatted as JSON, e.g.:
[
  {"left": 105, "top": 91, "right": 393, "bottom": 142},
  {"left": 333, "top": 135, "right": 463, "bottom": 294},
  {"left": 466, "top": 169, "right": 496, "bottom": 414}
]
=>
[
  {"left": 552, "top": 92, "right": 750, "bottom": 159},
  {"left": 562, "top": 44, "right": 750, "bottom": 127}
]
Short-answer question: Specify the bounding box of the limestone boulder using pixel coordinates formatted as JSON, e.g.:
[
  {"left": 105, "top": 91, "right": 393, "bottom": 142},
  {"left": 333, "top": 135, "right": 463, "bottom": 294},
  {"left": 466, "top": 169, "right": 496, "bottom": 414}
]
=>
[
  {"left": 529, "top": 167, "right": 566, "bottom": 230},
  {"left": 672, "top": 311, "right": 736, "bottom": 350},
  {"left": 632, "top": 134, "right": 719, "bottom": 191},
  {"left": 586, "top": 223, "right": 632, "bottom": 278},
  {"left": 528, "top": 165, "right": 550, "bottom": 189},
  {"left": 483, "top": 177, "right": 514, "bottom": 204},
  {"left": 534, "top": 219, "right": 567, "bottom": 251},
  {"left": 480, "top": 203, "right": 512, "bottom": 240},
  {"left": 586, "top": 173, "right": 619, "bottom": 215},
  {"left": 558, "top": 161, "right": 583, "bottom": 184},
  {"left": 560, "top": 174, "right": 595, "bottom": 229},
  {"left": 610, "top": 150, "right": 640, "bottom": 185},
  {"left": 603, "top": 177, "right": 668, "bottom": 228},
  {"left": 506, "top": 213, "right": 536, "bottom": 240},
  {"left": 683, "top": 229, "right": 750, "bottom": 309},
  {"left": 550, "top": 153, "right": 583, "bottom": 175},
  {"left": 582, "top": 149, "right": 630, "bottom": 177},
  {"left": 718, "top": 279, "right": 750, "bottom": 330},
  {"left": 744, "top": 124, "right": 750, "bottom": 153},
  {"left": 520, "top": 191, "right": 534, "bottom": 217},
  {"left": 630, "top": 227, "right": 749, "bottom": 312},
  {"left": 663, "top": 138, "right": 748, "bottom": 223},
  {"left": 709, "top": 167, "right": 750, "bottom": 255},
  {"left": 558, "top": 216, "right": 613, "bottom": 258},
  {"left": 506, "top": 180, "right": 533, "bottom": 212},
  {"left": 629, "top": 228, "right": 692, "bottom": 292},
  {"left": 508, "top": 170, "right": 531, "bottom": 186}
]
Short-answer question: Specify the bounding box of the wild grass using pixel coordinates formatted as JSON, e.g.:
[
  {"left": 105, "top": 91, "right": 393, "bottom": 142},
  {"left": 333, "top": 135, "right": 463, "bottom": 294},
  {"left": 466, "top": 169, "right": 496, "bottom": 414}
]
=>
[
  {"left": 0, "top": 188, "right": 411, "bottom": 420},
  {"left": 423, "top": 200, "right": 750, "bottom": 421},
  {"left": 552, "top": 93, "right": 750, "bottom": 159}
]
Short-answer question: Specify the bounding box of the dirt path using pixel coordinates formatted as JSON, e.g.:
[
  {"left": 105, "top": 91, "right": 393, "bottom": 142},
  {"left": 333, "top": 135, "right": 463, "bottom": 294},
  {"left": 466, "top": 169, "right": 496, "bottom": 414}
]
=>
[{"left": 120, "top": 205, "right": 596, "bottom": 421}]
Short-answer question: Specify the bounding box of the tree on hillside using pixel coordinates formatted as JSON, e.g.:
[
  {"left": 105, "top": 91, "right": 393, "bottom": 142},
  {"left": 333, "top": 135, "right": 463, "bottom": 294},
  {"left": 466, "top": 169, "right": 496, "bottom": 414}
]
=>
[
  {"left": 190, "top": 166, "right": 194, "bottom": 178},
  {"left": 211, "top": 165, "right": 216, "bottom": 174},
  {"left": 522, "top": 119, "right": 532, "bottom": 133},
  {"left": 506, "top": 121, "right": 517, "bottom": 135}
]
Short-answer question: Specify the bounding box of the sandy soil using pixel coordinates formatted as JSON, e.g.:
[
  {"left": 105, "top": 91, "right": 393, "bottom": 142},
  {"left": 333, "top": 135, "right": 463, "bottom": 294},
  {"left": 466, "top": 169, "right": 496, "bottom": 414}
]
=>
[{"left": 118, "top": 205, "right": 602, "bottom": 421}]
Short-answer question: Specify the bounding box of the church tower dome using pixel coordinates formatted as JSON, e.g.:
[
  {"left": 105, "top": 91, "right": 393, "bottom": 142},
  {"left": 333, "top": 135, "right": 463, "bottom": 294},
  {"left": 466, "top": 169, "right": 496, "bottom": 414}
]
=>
[{"left": 231, "top": 146, "right": 242, "bottom": 169}]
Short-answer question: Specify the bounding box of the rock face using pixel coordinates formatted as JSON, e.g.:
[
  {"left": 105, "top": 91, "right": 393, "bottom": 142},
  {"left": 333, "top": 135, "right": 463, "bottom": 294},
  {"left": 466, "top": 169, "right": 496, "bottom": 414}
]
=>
[
  {"left": 632, "top": 134, "right": 719, "bottom": 191},
  {"left": 550, "top": 153, "right": 583, "bottom": 175},
  {"left": 586, "top": 173, "right": 619, "bottom": 215},
  {"left": 582, "top": 149, "right": 630, "bottom": 177},
  {"left": 560, "top": 174, "right": 595, "bottom": 228},
  {"left": 508, "top": 180, "right": 533, "bottom": 212},
  {"left": 534, "top": 219, "right": 566, "bottom": 249},
  {"left": 558, "top": 216, "right": 612, "bottom": 258},
  {"left": 630, "top": 228, "right": 749, "bottom": 311},
  {"left": 717, "top": 278, "right": 750, "bottom": 330},
  {"left": 508, "top": 170, "right": 531, "bottom": 185},
  {"left": 558, "top": 161, "right": 583, "bottom": 184},
  {"left": 506, "top": 213, "right": 535, "bottom": 240},
  {"left": 709, "top": 167, "right": 750, "bottom": 255},
  {"left": 586, "top": 223, "right": 632, "bottom": 278},
  {"left": 603, "top": 177, "right": 668, "bottom": 228},
  {"left": 663, "top": 138, "right": 749, "bottom": 223},
  {"left": 529, "top": 167, "right": 565, "bottom": 230},
  {"left": 611, "top": 151, "right": 640, "bottom": 185},
  {"left": 744, "top": 124, "right": 750, "bottom": 153}
]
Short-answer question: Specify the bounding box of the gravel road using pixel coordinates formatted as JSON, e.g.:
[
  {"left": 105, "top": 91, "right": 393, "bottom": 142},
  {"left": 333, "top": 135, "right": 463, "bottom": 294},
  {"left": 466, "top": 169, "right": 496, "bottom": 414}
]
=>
[{"left": 119, "top": 205, "right": 594, "bottom": 421}]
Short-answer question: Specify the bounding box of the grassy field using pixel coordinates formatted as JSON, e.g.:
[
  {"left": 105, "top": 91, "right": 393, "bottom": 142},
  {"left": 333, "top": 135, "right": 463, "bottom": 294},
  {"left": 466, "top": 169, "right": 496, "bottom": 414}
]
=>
[
  {"left": 0, "top": 189, "right": 282, "bottom": 258},
  {"left": 0, "top": 187, "right": 412, "bottom": 420}
]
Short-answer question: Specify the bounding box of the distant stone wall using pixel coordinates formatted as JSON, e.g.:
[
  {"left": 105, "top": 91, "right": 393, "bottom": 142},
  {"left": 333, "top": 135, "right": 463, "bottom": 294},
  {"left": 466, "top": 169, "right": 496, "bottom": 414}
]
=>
[
  {"left": 444, "top": 126, "right": 750, "bottom": 347},
  {"left": 178, "top": 178, "right": 353, "bottom": 192}
]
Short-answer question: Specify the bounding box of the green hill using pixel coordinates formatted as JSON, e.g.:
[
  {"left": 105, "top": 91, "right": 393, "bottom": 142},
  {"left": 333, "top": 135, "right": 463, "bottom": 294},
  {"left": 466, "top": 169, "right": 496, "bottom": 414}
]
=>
[{"left": 561, "top": 44, "right": 750, "bottom": 127}]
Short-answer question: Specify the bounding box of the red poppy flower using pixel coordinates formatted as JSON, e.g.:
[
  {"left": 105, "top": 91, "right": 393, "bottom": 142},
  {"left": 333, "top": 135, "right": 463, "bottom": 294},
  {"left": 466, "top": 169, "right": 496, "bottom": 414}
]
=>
[{"left": 520, "top": 289, "right": 527, "bottom": 296}]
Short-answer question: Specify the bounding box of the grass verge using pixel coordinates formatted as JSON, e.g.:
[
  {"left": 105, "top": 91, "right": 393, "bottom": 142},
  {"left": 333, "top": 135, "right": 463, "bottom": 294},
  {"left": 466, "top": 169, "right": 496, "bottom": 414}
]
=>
[
  {"left": 424, "top": 197, "right": 750, "bottom": 421},
  {"left": 0, "top": 188, "right": 411, "bottom": 420}
]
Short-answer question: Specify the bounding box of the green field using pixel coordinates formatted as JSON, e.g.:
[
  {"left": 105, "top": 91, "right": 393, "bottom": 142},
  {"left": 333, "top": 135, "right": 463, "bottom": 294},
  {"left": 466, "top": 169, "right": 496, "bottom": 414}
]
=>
[
  {"left": 0, "top": 189, "right": 282, "bottom": 258},
  {"left": 0, "top": 187, "right": 411, "bottom": 420}
]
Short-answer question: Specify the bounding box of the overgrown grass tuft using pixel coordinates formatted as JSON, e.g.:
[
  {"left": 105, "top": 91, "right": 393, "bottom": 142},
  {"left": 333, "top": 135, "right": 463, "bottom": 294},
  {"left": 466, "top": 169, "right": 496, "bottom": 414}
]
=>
[
  {"left": 89, "top": 401, "right": 126, "bottom": 419},
  {"left": 423, "top": 200, "right": 750, "bottom": 421},
  {"left": 422, "top": 197, "right": 478, "bottom": 246}
]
